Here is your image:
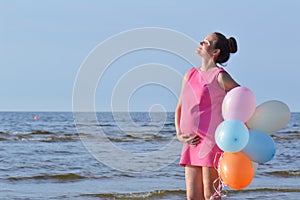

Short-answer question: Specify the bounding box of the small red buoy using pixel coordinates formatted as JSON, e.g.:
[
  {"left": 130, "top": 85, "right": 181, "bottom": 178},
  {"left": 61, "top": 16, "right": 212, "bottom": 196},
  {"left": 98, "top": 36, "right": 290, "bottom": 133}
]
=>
[{"left": 34, "top": 115, "right": 39, "bottom": 120}]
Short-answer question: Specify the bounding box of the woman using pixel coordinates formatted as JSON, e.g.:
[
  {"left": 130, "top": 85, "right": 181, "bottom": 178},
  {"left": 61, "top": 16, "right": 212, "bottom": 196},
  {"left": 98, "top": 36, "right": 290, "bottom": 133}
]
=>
[{"left": 175, "top": 32, "right": 240, "bottom": 200}]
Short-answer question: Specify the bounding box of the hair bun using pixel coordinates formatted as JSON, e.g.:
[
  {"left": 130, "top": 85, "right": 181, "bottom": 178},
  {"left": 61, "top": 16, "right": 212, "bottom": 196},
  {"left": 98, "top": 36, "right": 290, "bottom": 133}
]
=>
[{"left": 228, "top": 37, "right": 237, "bottom": 53}]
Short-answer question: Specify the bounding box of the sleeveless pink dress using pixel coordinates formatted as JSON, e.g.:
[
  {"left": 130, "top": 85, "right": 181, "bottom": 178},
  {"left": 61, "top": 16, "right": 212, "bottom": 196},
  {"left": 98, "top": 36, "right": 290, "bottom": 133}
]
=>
[{"left": 179, "top": 67, "right": 226, "bottom": 167}]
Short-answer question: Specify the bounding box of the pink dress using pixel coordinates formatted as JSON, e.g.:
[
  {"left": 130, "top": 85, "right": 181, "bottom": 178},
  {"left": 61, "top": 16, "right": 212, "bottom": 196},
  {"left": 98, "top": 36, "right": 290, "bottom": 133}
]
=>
[{"left": 179, "top": 67, "right": 226, "bottom": 167}]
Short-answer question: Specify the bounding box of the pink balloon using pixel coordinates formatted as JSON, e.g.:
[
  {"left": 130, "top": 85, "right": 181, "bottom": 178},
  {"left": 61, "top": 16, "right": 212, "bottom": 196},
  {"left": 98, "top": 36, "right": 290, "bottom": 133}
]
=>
[
  {"left": 222, "top": 87, "right": 256, "bottom": 122},
  {"left": 34, "top": 115, "right": 39, "bottom": 120}
]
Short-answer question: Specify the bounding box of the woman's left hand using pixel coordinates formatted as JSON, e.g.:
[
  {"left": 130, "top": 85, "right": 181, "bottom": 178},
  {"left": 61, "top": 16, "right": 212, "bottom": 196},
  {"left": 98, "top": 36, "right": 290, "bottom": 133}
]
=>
[{"left": 184, "top": 135, "right": 201, "bottom": 146}]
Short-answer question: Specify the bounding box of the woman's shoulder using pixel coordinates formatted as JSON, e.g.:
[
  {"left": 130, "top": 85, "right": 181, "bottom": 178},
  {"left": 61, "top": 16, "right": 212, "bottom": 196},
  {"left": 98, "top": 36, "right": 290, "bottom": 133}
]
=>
[
  {"left": 217, "top": 67, "right": 226, "bottom": 73},
  {"left": 185, "top": 67, "right": 199, "bottom": 79},
  {"left": 187, "top": 67, "right": 199, "bottom": 74},
  {"left": 217, "top": 69, "right": 240, "bottom": 91},
  {"left": 188, "top": 67, "right": 198, "bottom": 72}
]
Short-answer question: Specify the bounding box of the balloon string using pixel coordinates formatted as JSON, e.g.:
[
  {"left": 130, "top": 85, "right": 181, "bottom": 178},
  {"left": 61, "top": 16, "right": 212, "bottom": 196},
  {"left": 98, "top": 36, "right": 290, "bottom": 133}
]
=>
[{"left": 210, "top": 152, "right": 227, "bottom": 200}]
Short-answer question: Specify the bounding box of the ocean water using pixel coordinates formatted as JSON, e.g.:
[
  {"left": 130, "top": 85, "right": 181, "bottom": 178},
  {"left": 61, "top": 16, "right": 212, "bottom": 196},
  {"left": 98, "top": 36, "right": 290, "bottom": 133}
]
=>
[{"left": 0, "top": 112, "right": 299, "bottom": 200}]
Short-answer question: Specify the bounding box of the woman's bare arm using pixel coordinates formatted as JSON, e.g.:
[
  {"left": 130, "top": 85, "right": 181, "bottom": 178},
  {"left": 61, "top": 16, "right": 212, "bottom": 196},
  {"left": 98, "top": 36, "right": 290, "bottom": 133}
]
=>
[{"left": 217, "top": 71, "right": 240, "bottom": 91}]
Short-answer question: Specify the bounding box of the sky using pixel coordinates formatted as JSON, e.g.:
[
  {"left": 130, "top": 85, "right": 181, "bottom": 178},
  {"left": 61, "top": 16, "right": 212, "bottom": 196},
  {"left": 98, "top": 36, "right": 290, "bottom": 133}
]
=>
[{"left": 0, "top": 0, "right": 300, "bottom": 112}]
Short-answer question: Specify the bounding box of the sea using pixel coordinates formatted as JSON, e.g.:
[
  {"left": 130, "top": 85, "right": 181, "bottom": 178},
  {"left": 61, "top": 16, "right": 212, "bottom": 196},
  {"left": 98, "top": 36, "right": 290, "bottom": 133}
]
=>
[{"left": 0, "top": 112, "right": 299, "bottom": 200}]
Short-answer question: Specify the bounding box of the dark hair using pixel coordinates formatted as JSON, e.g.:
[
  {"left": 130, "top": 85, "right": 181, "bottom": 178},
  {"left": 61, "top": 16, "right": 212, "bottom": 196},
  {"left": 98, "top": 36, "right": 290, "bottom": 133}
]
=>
[{"left": 213, "top": 32, "right": 238, "bottom": 65}]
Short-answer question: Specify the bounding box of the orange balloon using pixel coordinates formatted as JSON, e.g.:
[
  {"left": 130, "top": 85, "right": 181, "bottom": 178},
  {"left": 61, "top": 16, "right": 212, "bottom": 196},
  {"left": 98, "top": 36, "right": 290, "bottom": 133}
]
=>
[{"left": 219, "top": 152, "right": 254, "bottom": 190}]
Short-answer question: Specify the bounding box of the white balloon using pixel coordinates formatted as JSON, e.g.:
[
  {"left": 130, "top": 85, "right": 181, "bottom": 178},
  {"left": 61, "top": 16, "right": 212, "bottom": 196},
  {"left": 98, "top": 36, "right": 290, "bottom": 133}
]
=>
[
  {"left": 247, "top": 100, "right": 291, "bottom": 133},
  {"left": 252, "top": 161, "right": 259, "bottom": 173}
]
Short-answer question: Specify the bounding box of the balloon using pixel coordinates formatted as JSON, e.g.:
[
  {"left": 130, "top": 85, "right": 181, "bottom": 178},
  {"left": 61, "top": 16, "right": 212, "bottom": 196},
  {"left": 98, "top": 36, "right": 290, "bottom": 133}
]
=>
[
  {"left": 215, "top": 120, "right": 249, "bottom": 152},
  {"left": 222, "top": 87, "right": 256, "bottom": 122},
  {"left": 242, "top": 130, "right": 276, "bottom": 163},
  {"left": 252, "top": 161, "right": 259, "bottom": 173},
  {"left": 247, "top": 100, "right": 291, "bottom": 133},
  {"left": 34, "top": 115, "right": 39, "bottom": 120},
  {"left": 220, "top": 152, "right": 254, "bottom": 190}
]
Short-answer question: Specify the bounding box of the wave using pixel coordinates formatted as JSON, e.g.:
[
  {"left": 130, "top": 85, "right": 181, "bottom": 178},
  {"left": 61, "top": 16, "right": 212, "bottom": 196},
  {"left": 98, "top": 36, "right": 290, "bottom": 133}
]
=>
[
  {"left": 11, "top": 134, "right": 78, "bottom": 143},
  {"left": 76, "top": 123, "right": 114, "bottom": 127},
  {"left": 0, "top": 130, "right": 56, "bottom": 136},
  {"left": 107, "top": 137, "right": 134, "bottom": 143},
  {"left": 2, "top": 131, "right": 175, "bottom": 143},
  {"left": 96, "top": 123, "right": 114, "bottom": 127},
  {"left": 229, "top": 187, "right": 300, "bottom": 194},
  {"left": 6, "top": 173, "right": 86, "bottom": 182},
  {"left": 0, "top": 130, "right": 80, "bottom": 143},
  {"left": 124, "top": 133, "right": 168, "bottom": 141},
  {"left": 12, "top": 131, "right": 57, "bottom": 135},
  {"left": 97, "top": 134, "right": 173, "bottom": 142},
  {"left": 76, "top": 122, "right": 174, "bottom": 128},
  {"left": 281, "top": 130, "right": 300, "bottom": 133},
  {"left": 272, "top": 131, "right": 300, "bottom": 141},
  {"left": 1, "top": 131, "right": 173, "bottom": 143},
  {"left": 80, "top": 187, "right": 300, "bottom": 200},
  {"left": 30, "top": 130, "right": 55, "bottom": 135},
  {"left": 265, "top": 170, "right": 300, "bottom": 178},
  {"left": 39, "top": 135, "right": 78, "bottom": 142},
  {"left": 80, "top": 189, "right": 185, "bottom": 199},
  {"left": 0, "top": 131, "right": 9, "bottom": 135},
  {"left": 164, "top": 122, "right": 175, "bottom": 126},
  {"left": 292, "top": 123, "right": 299, "bottom": 127}
]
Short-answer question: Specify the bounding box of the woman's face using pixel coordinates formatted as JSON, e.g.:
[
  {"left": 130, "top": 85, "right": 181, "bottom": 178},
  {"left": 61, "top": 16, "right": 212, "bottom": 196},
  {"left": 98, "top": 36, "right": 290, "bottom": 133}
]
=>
[{"left": 195, "top": 33, "right": 216, "bottom": 58}]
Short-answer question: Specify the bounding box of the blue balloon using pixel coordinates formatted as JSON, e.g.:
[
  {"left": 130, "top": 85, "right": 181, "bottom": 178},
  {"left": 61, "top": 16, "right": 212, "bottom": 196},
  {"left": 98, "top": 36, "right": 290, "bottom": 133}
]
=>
[
  {"left": 242, "top": 130, "right": 276, "bottom": 163},
  {"left": 215, "top": 120, "right": 249, "bottom": 152}
]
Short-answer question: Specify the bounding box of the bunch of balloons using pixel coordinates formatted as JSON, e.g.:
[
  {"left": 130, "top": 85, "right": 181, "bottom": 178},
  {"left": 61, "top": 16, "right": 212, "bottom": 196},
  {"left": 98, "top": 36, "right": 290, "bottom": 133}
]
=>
[{"left": 215, "top": 86, "right": 290, "bottom": 190}]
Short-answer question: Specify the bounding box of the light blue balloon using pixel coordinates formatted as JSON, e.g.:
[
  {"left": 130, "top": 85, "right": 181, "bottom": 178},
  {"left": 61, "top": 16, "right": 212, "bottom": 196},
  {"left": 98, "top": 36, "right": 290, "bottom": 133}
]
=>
[
  {"left": 242, "top": 130, "right": 276, "bottom": 163},
  {"left": 215, "top": 120, "right": 249, "bottom": 152}
]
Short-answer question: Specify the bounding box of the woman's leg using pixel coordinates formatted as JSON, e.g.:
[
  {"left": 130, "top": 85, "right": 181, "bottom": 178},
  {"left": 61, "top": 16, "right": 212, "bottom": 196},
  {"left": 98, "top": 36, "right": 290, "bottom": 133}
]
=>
[
  {"left": 185, "top": 165, "right": 204, "bottom": 200},
  {"left": 202, "top": 167, "right": 220, "bottom": 200}
]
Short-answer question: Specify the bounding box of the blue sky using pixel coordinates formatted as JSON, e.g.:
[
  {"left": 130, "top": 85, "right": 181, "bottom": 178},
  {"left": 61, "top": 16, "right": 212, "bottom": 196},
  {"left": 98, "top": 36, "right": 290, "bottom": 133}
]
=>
[{"left": 1, "top": 0, "right": 299, "bottom": 112}]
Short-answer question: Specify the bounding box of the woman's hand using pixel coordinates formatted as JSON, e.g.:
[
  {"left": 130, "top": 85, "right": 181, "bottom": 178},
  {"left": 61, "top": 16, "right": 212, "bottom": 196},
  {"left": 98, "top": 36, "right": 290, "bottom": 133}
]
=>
[{"left": 178, "top": 134, "right": 201, "bottom": 146}]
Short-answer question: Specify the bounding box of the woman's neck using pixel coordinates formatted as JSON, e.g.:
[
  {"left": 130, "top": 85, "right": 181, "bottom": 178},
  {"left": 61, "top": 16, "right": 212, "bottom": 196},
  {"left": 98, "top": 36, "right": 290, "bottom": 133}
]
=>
[{"left": 200, "top": 59, "right": 217, "bottom": 71}]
